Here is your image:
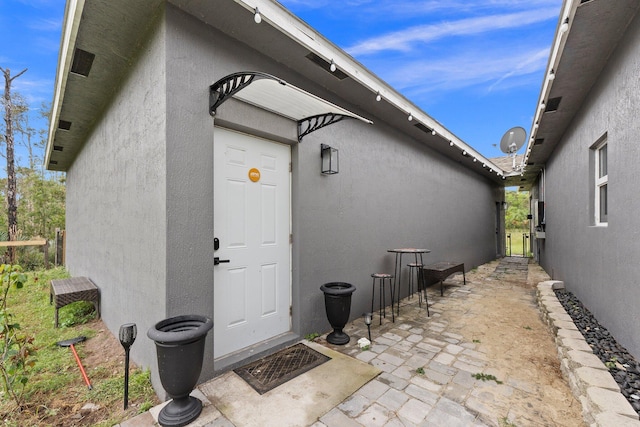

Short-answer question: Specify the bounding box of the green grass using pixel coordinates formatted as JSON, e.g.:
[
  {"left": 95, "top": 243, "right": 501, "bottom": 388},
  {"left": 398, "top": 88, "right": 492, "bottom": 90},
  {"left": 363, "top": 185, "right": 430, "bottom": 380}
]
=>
[
  {"left": 0, "top": 267, "right": 157, "bottom": 425},
  {"left": 6, "top": 268, "right": 95, "bottom": 398},
  {"left": 472, "top": 372, "right": 503, "bottom": 384},
  {"left": 500, "top": 417, "right": 518, "bottom": 427},
  {"left": 305, "top": 332, "right": 320, "bottom": 341}
]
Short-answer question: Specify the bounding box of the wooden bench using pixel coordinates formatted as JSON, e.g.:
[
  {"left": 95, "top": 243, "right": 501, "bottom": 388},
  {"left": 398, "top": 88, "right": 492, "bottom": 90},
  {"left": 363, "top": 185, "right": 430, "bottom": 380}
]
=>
[
  {"left": 422, "top": 262, "right": 466, "bottom": 296},
  {"left": 50, "top": 277, "right": 100, "bottom": 328}
]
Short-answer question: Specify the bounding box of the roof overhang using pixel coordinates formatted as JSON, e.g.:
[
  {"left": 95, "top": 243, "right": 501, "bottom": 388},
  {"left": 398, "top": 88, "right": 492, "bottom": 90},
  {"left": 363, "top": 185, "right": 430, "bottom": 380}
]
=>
[
  {"left": 185, "top": 0, "right": 507, "bottom": 183},
  {"left": 45, "top": 0, "right": 164, "bottom": 171},
  {"left": 513, "top": 0, "right": 640, "bottom": 191},
  {"left": 209, "top": 72, "right": 373, "bottom": 142},
  {"left": 46, "top": 0, "right": 508, "bottom": 182}
]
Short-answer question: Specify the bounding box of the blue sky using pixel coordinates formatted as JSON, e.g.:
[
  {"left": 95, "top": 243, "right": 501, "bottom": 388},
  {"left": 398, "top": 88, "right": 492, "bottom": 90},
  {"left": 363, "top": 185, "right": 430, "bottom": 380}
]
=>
[
  {"left": 280, "top": 0, "right": 562, "bottom": 158},
  {"left": 0, "top": 0, "right": 64, "bottom": 168},
  {"left": 0, "top": 0, "right": 562, "bottom": 165}
]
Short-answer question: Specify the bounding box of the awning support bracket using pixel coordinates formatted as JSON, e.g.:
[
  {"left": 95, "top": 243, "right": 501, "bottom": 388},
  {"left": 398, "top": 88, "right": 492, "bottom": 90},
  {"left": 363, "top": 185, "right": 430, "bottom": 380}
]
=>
[
  {"left": 209, "top": 71, "right": 282, "bottom": 116},
  {"left": 209, "top": 71, "right": 370, "bottom": 142},
  {"left": 297, "top": 113, "right": 347, "bottom": 142}
]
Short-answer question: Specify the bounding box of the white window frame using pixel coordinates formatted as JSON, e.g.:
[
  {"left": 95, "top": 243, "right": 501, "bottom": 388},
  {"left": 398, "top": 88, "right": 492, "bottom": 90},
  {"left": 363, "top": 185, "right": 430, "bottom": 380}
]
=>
[{"left": 594, "top": 139, "right": 608, "bottom": 225}]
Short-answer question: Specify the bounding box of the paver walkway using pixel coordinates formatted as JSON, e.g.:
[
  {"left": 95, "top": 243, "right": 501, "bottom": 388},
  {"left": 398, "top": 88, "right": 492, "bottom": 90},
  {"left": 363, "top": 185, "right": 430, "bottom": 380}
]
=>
[
  {"left": 121, "top": 257, "right": 585, "bottom": 426},
  {"left": 317, "top": 257, "right": 582, "bottom": 426}
]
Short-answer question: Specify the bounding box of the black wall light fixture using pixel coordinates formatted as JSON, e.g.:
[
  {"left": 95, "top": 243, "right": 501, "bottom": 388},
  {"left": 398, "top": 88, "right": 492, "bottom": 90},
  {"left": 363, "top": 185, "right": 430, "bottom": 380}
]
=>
[{"left": 321, "top": 144, "right": 339, "bottom": 175}]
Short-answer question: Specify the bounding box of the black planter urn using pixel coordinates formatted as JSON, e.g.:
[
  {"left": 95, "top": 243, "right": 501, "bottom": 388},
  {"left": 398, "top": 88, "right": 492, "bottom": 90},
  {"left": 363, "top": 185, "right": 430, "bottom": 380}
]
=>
[
  {"left": 147, "top": 315, "right": 213, "bottom": 427},
  {"left": 320, "top": 282, "right": 356, "bottom": 345}
]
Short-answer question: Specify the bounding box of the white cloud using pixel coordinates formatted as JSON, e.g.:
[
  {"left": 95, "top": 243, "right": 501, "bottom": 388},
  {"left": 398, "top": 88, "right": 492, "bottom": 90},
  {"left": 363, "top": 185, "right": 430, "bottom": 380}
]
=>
[
  {"left": 375, "top": 45, "right": 550, "bottom": 98},
  {"left": 346, "top": 7, "right": 560, "bottom": 55},
  {"left": 34, "top": 35, "right": 61, "bottom": 54},
  {"left": 280, "top": 0, "right": 371, "bottom": 8},
  {"left": 13, "top": 76, "right": 53, "bottom": 105},
  {"left": 487, "top": 48, "right": 550, "bottom": 93},
  {"left": 27, "top": 18, "right": 61, "bottom": 32},
  {"left": 282, "top": 0, "right": 560, "bottom": 14},
  {"left": 374, "top": 0, "right": 560, "bottom": 16}
]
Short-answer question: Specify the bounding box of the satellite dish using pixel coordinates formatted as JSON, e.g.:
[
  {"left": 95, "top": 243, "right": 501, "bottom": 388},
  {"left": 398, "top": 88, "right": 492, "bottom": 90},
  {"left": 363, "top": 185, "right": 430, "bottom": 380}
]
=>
[
  {"left": 499, "top": 126, "right": 526, "bottom": 171},
  {"left": 499, "top": 126, "right": 526, "bottom": 154}
]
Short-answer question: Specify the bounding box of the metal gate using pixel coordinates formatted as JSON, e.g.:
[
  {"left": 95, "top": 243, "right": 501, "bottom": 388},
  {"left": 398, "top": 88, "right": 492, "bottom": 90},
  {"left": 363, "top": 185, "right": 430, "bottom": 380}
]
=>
[{"left": 506, "top": 232, "right": 531, "bottom": 258}]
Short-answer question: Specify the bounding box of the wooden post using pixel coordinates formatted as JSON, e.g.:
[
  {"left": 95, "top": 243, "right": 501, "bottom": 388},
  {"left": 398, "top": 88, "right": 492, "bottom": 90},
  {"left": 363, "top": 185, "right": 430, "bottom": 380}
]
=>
[
  {"left": 43, "top": 242, "right": 49, "bottom": 269},
  {"left": 55, "top": 229, "right": 66, "bottom": 266},
  {"left": 62, "top": 230, "right": 66, "bottom": 265},
  {"left": 55, "top": 228, "right": 61, "bottom": 266}
]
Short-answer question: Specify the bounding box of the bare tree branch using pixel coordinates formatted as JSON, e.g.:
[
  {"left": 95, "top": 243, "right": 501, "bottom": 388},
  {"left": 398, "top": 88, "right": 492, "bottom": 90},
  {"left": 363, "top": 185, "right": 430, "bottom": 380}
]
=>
[{"left": 1, "top": 67, "right": 28, "bottom": 262}]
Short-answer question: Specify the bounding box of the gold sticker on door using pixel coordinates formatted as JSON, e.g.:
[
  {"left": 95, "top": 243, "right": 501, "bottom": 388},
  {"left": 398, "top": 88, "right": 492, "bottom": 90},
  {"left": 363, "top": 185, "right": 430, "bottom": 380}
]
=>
[{"left": 248, "top": 167, "right": 260, "bottom": 182}]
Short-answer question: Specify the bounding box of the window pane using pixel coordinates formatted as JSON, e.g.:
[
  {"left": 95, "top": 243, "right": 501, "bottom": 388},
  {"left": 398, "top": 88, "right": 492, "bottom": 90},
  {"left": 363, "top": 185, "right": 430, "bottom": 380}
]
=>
[
  {"left": 599, "top": 144, "right": 607, "bottom": 178},
  {"left": 599, "top": 184, "right": 607, "bottom": 222}
]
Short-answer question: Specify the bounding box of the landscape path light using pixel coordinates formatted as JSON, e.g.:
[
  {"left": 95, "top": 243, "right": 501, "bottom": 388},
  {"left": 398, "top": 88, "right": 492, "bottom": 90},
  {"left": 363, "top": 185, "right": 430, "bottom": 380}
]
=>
[
  {"left": 363, "top": 312, "right": 372, "bottom": 342},
  {"left": 119, "top": 323, "right": 137, "bottom": 410}
]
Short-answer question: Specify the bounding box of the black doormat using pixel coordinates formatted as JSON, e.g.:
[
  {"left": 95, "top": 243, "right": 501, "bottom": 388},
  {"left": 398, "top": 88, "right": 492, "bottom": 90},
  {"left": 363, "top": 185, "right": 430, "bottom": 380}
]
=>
[{"left": 234, "top": 343, "right": 331, "bottom": 395}]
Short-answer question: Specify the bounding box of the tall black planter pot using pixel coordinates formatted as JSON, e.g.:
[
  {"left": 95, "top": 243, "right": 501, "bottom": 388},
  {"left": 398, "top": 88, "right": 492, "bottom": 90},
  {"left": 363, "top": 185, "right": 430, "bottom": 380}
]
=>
[
  {"left": 147, "top": 315, "right": 213, "bottom": 427},
  {"left": 320, "top": 282, "right": 356, "bottom": 345}
]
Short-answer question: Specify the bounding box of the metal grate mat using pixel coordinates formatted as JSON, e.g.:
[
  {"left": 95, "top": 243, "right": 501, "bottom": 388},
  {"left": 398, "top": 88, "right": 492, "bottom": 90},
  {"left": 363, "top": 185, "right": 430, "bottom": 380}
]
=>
[{"left": 233, "top": 343, "right": 331, "bottom": 394}]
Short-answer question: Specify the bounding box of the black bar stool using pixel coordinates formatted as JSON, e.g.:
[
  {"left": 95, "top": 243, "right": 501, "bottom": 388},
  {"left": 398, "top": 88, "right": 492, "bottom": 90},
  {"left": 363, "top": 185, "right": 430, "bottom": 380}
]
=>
[
  {"left": 371, "top": 273, "right": 394, "bottom": 324},
  {"left": 407, "top": 262, "right": 430, "bottom": 316}
]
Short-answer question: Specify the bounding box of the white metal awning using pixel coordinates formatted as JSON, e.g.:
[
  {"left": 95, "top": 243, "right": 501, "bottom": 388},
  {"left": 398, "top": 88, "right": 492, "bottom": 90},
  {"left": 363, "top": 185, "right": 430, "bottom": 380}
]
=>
[{"left": 209, "top": 72, "right": 373, "bottom": 141}]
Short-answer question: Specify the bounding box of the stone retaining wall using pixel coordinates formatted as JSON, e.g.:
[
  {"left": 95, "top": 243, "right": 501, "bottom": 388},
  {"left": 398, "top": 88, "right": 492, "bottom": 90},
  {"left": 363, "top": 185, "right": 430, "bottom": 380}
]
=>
[{"left": 537, "top": 280, "right": 640, "bottom": 427}]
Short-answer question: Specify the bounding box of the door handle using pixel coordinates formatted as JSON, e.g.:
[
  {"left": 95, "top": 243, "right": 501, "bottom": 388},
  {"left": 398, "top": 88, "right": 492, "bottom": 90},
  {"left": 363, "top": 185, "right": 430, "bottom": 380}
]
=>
[{"left": 214, "top": 257, "right": 230, "bottom": 265}]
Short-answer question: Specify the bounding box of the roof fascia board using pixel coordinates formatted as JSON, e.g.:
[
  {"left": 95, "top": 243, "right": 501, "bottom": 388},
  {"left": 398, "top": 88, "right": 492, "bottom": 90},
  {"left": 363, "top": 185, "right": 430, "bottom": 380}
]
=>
[
  {"left": 234, "top": 0, "right": 502, "bottom": 173},
  {"left": 524, "top": 0, "right": 578, "bottom": 165},
  {"left": 44, "top": 0, "right": 86, "bottom": 168}
]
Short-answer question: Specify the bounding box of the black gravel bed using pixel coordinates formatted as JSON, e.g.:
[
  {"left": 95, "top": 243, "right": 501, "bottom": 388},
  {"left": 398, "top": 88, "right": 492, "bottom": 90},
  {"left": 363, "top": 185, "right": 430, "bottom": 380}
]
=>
[{"left": 555, "top": 289, "right": 640, "bottom": 415}]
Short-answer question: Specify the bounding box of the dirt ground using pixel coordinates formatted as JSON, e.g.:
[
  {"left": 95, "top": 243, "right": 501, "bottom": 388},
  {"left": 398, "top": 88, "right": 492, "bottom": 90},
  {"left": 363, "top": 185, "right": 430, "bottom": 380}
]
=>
[
  {"left": 18, "top": 258, "right": 583, "bottom": 426},
  {"left": 444, "top": 259, "right": 584, "bottom": 426},
  {"left": 82, "top": 322, "right": 125, "bottom": 371},
  {"left": 89, "top": 259, "right": 583, "bottom": 426},
  {"left": 75, "top": 322, "right": 160, "bottom": 426},
  {"left": 12, "top": 320, "right": 159, "bottom": 427}
]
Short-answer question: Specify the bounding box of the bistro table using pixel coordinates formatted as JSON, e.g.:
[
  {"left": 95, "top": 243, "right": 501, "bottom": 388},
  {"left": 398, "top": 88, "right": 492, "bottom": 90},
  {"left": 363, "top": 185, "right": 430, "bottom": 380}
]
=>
[{"left": 387, "top": 248, "right": 431, "bottom": 316}]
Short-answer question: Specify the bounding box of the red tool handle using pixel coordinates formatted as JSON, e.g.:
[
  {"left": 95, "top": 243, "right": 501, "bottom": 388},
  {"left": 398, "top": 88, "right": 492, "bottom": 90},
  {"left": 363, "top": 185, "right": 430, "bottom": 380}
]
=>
[{"left": 70, "top": 344, "right": 92, "bottom": 390}]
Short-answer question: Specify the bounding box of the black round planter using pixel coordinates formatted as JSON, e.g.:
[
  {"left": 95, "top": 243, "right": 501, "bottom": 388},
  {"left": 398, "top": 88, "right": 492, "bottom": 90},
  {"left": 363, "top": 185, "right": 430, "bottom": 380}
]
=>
[
  {"left": 320, "top": 282, "right": 356, "bottom": 345},
  {"left": 147, "top": 315, "right": 213, "bottom": 427}
]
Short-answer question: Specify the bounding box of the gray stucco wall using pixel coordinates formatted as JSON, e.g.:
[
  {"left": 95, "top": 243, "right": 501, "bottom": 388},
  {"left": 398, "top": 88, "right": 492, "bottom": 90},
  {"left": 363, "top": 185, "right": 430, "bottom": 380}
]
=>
[
  {"left": 162, "top": 5, "right": 500, "bottom": 343},
  {"left": 65, "top": 3, "right": 502, "bottom": 396},
  {"left": 65, "top": 12, "right": 168, "bottom": 383},
  {"left": 538, "top": 12, "right": 640, "bottom": 360},
  {"left": 295, "top": 123, "right": 501, "bottom": 335},
  {"left": 163, "top": 6, "right": 217, "bottom": 382}
]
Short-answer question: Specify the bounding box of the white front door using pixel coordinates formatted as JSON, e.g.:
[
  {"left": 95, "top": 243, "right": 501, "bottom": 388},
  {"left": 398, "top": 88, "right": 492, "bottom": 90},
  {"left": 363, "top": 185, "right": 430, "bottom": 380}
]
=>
[{"left": 213, "top": 127, "right": 291, "bottom": 359}]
